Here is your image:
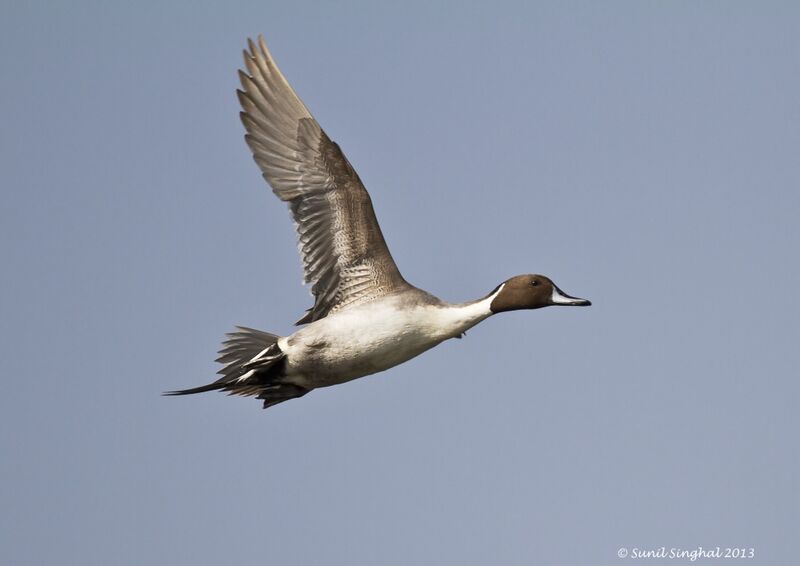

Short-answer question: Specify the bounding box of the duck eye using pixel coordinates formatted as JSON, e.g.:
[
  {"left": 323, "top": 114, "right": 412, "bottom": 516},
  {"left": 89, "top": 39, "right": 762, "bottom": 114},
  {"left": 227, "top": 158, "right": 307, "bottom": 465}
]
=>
[{"left": 531, "top": 280, "right": 539, "bottom": 287}]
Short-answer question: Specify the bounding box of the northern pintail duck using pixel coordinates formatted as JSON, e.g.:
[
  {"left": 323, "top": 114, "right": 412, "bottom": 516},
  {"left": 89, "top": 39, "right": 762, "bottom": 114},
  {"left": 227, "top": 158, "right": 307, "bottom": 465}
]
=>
[{"left": 167, "top": 36, "right": 591, "bottom": 409}]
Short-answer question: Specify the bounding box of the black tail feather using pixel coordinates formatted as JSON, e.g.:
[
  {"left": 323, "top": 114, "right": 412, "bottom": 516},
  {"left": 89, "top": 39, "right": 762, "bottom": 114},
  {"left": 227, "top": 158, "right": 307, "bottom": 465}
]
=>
[
  {"left": 164, "top": 326, "right": 285, "bottom": 399},
  {"left": 258, "top": 384, "right": 310, "bottom": 409},
  {"left": 163, "top": 382, "right": 226, "bottom": 396}
]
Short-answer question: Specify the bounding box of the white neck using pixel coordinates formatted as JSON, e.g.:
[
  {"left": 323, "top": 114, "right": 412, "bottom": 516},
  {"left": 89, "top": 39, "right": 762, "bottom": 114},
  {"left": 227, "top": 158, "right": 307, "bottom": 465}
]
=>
[{"left": 439, "top": 284, "right": 503, "bottom": 336}]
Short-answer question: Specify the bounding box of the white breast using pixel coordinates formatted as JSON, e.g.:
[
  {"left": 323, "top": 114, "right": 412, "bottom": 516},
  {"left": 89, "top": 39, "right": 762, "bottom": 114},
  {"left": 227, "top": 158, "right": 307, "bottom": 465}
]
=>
[{"left": 280, "top": 291, "right": 498, "bottom": 387}]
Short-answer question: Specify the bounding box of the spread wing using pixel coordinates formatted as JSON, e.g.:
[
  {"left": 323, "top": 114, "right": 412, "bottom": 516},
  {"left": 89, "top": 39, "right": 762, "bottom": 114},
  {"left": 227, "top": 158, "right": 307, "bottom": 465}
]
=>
[{"left": 237, "top": 36, "right": 410, "bottom": 324}]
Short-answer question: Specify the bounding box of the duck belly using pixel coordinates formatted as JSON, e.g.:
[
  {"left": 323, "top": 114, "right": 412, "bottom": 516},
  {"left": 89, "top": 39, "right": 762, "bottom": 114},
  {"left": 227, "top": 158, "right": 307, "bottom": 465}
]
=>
[{"left": 280, "top": 301, "right": 456, "bottom": 388}]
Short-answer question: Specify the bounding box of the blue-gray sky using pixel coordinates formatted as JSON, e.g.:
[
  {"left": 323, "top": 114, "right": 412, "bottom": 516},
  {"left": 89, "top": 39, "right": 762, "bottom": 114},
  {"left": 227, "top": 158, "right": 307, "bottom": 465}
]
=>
[{"left": 1, "top": 2, "right": 798, "bottom": 565}]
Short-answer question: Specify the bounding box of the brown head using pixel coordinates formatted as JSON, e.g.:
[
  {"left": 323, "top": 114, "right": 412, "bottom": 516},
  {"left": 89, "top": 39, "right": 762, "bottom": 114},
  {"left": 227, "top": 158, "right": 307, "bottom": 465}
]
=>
[{"left": 489, "top": 274, "right": 591, "bottom": 313}]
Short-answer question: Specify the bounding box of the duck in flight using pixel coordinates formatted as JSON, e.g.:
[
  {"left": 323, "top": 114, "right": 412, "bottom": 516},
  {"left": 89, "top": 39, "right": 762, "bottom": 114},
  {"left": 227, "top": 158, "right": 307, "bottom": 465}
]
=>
[{"left": 166, "top": 36, "right": 591, "bottom": 409}]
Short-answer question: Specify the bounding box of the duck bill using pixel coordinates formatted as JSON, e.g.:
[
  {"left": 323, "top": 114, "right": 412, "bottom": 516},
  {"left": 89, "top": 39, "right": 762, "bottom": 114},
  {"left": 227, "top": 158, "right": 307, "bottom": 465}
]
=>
[{"left": 550, "top": 285, "right": 591, "bottom": 306}]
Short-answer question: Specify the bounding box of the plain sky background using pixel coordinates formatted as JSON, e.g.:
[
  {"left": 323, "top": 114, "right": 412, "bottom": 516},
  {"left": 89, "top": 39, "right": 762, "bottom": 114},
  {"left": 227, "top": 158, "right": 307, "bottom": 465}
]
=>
[{"left": 1, "top": 2, "right": 798, "bottom": 565}]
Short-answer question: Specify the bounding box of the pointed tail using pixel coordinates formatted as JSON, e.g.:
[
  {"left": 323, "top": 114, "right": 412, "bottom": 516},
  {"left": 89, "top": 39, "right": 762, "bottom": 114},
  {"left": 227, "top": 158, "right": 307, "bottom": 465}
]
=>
[{"left": 164, "top": 326, "right": 285, "bottom": 397}]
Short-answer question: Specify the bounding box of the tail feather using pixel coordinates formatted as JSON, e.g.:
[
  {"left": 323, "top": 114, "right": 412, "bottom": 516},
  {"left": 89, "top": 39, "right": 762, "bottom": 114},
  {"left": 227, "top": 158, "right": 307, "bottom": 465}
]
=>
[
  {"left": 164, "top": 326, "right": 286, "bottom": 398},
  {"left": 215, "top": 326, "right": 282, "bottom": 383},
  {"left": 258, "top": 384, "right": 310, "bottom": 409},
  {"left": 163, "top": 382, "right": 226, "bottom": 396}
]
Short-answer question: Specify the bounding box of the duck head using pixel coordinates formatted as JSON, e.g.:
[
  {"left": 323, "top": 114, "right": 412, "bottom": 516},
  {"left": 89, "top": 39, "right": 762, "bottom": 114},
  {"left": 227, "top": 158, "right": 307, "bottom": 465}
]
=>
[{"left": 489, "top": 274, "right": 591, "bottom": 313}]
